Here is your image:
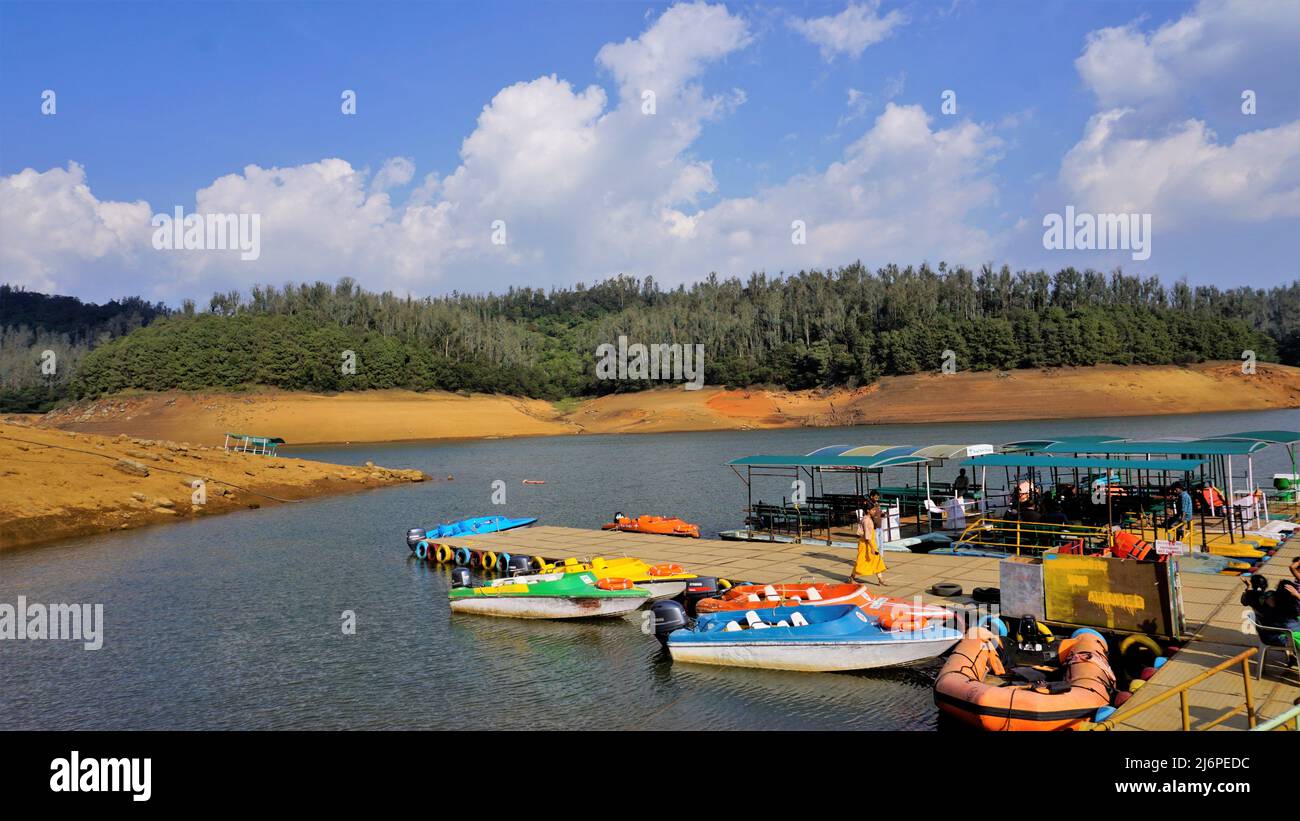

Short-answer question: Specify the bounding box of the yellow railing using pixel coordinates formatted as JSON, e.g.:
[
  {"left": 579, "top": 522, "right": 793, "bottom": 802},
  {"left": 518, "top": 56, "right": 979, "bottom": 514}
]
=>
[
  {"left": 956, "top": 516, "right": 1111, "bottom": 556},
  {"left": 1081, "top": 647, "right": 1258, "bottom": 731}
]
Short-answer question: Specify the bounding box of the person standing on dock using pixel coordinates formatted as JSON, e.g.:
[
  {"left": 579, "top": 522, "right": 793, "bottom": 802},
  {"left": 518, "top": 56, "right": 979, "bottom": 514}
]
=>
[
  {"left": 953, "top": 468, "right": 970, "bottom": 498},
  {"left": 1162, "top": 481, "right": 1193, "bottom": 541},
  {"left": 850, "top": 507, "right": 886, "bottom": 585}
]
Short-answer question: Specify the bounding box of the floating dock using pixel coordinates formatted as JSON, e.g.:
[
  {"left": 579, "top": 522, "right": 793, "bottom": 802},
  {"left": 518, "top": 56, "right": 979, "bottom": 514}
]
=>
[{"left": 426, "top": 524, "right": 1299, "bottom": 730}]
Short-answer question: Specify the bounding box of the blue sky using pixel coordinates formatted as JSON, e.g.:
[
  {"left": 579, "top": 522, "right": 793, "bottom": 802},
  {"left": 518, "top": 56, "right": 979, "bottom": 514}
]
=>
[{"left": 2, "top": 0, "right": 1297, "bottom": 304}]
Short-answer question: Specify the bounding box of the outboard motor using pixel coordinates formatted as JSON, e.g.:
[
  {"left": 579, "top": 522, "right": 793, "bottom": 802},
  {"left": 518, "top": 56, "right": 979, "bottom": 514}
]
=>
[
  {"left": 506, "top": 555, "right": 531, "bottom": 576},
  {"left": 450, "top": 567, "right": 472, "bottom": 589},
  {"left": 406, "top": 528, "right": 427, "bottom": 552},
  {"left": 650, "top": 600, "right": 688, "bottom": 646},
  {"left": 680, "top": 576, "right": 721, "bottom": 616}
]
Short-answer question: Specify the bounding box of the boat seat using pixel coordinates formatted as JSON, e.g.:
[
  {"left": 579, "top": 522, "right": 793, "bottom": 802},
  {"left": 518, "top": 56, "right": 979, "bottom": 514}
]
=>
[
  {"left": 791, "top": 612, "right": 809, "bottom": 627},
  {"left": 805, "top": 587, "right": 822, "bottom": 601},
  {"left": 746, "top": 593, "right": 761, "bottom": 602},
  {"left": 776, "top": 620, "right": 789, "bottom": 628},
  {"left": 744, "top": 610, "right": 763, "bottom": 627},
  {"left": 724, "top": 621, "right": 742, "bottom": 632},
  {"left": 763, "top": 585, "right": 779, "bottom": 598}
]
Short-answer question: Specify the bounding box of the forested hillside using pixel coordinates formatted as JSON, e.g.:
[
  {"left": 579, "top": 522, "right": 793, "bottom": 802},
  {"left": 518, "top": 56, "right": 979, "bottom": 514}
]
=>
[
  {"left": 65, "top": 264, "right": 1300, "bottom": 401},
  {"left": 0, "top": 285, "right": 170, "bottom": 411}
]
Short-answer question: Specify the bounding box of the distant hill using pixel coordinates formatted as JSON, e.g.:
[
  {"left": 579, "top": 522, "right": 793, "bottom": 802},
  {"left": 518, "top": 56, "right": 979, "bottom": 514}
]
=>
[
  {"left": 0, "top": 285, "right": 170, "bottom": 412},
  {"left": 74, "top": 267, "right": 1298, "bottom": 400}
]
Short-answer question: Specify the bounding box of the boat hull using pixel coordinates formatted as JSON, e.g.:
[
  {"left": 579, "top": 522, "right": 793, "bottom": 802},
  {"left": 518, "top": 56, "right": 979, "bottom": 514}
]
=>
[
  {"left": 640, "top": 580, "right": 688, "bottom": 600},
  {"left": 449, "top": 595, "right": 645, "bottom": 619},
  {"left": 669, "top": 635, "right": 959, "bottom": 672}
]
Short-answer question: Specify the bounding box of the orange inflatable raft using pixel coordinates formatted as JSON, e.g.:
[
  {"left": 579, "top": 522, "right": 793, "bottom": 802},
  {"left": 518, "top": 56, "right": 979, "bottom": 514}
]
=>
[
  {"left": 601, "top": 514, "right": 701, "bottom": 538},
  {"left": 695, "top": 583, "right": 952, "bottom": 628},
  {"left": 934, "top": 627, "right": 1115, "bottom": 731}
]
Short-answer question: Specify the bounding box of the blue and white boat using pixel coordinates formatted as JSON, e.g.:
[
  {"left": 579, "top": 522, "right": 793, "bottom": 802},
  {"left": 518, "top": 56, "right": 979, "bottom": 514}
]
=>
[
  {"left": 661, "top": 604, "right": 961, "bottom": 672},
  {"left": 405, "top": 516, "right": 537, "bottom": 552}
]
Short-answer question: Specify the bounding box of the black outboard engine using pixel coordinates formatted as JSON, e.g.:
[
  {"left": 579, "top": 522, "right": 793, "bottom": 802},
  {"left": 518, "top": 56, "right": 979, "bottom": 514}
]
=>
[
  {"left": 406, "top": 528, "right": 427, "bottom": 552},
  {"left": 650, "top": 600, "right": 688, "bottom": 646},
  {"left": 450, "top": 567, "right": 472, "bottom": 588},
  {"left": 506, "top": 555, "right": 531, "bottom": 576},
  {"left": 680, "top": 576, "right": 721, "bottom": 616}
]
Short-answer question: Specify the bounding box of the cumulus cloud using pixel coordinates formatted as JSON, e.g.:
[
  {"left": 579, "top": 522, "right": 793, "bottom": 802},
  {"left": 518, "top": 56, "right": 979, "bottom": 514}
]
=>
[
  {"left": 1060, "top": 109, "right": 1300, "bottom": 226},
  {"left": 789, "top": 1, "right": 908, "bottom": 61},
  {"left": 1037, "top": 0, "right": 1300, "bottom": 271},
  {"left": 0, "top": 1, "right": 1003, "bottom": 301},
  {"left": 0, "top": 163, "right": 151, "bottom": 294},
  {"left": 1075, "top": 0, "right": 1300, "bottom": 108}
]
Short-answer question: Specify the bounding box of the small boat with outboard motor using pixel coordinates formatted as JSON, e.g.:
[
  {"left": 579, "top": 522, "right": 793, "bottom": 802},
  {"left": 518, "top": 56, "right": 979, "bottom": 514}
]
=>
[
  {"left": 934, "top": 626, "right": 1116, "bottom": 731},
  {"left": 694, "top": 582, "right": 952, "bottom": 628},
  {"left": 648, "top": 601, "right": 962, "bottom": 672},
  {"left": 447, "top": 567, "right": 649, "bottom": 619},
  {"left": 530, "top": 556, "right": 696, "bottom": 600},
  {"left": 406, "top": 516, "right": 538, "bottom": 554}
]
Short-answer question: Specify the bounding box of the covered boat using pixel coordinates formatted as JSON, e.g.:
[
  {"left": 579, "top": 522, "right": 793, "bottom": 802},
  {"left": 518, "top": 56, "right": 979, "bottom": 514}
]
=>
[
  {"left": 602, "top": 514, "right": 700, "bottom": 538},
  {"left": 660, "top": 604, "right": 961, "bottom": 672},
  {"left": 533, "top": 556, "right": 696, "bottom": 600},
  {"left": 448, "top": 571, "right": 648, "bottom": 619},
  {"left": 694, "top": 582, "right": 951, "bottom": 628},
  {"left": 934, "top": 627, "right": 1115, "bottom": 731}
]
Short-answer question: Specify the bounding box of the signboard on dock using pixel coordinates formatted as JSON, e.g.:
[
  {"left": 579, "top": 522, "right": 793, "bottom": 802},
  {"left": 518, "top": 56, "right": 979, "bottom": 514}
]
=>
[{"left": 1041, "top": 555, "right": 1181, "bottom": 638}]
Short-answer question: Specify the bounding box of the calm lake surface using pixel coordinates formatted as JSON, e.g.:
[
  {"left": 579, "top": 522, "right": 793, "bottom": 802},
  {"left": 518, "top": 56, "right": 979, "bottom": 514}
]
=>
[{"left": 3, "top": 409, "right": 1296, "bottom": 730}]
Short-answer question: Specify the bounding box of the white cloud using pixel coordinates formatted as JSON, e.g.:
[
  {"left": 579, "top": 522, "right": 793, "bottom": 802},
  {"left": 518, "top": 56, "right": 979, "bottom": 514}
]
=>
[
  {"left": 789, "top": 1, "right": 908, "bottom": 61},
  {"left": 0, "top": 163, "right": 151, "bottom": 294},
  {"left": 1040, "top": 0, "right": 1300, "bottom": 271},
  {"left": 370, "top": 156, "right": 415, "bottom": 193},
  {"left": 1060, "top": 108, "right": 1300, "bottom": 226},
  {"left": 1075, "top": 0, "right": 1300, "bottom": 108},
  {"left": 0, "top": 1, "right": 1002, "bottom": 302}
]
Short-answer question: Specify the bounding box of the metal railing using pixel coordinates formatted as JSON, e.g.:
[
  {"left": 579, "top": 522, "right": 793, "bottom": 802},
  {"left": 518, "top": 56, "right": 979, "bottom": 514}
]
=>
[
  {"left": 1081, "top": 647, "right": 1259, "bottom": 731},
  {"left": 955, "top": 516, "right": 1111, "bottom": 556},
  {"left": 1253, "top": 702, "right": 1300, "bottom": 731}
]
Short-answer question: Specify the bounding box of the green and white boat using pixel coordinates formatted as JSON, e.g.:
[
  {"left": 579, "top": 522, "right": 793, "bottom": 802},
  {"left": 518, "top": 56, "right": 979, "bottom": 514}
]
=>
[{"left": 448, "top": 571, "right": 650, "bottom": 619}]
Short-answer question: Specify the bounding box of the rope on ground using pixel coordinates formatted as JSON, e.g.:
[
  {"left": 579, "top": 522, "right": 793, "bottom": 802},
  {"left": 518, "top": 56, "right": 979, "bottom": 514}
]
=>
[{"left": 0, "top": 432, "right": 306, "bottom": 504}]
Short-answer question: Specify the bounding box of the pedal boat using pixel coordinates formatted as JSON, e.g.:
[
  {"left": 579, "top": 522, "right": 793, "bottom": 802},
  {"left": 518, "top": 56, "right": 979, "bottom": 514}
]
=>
[
  {"left": 533, "top": 556, "right": 696, "bottom": 600},
  {"left": 448, "top": 572, "right": 648, "bottom": 619},
  {"left": 664, "top": 604, "right": 962, "bottom": 672},
  {"left": 695, "top": 583, "right": 952, "bottom": 627},
  {"left": 934, "top": 627, "right": 1115, "bottom": 731},
  {"left": 602, "top": 515, "right": 700, "bottom": 538},
  {"left": 419, "top": 515, "right": 538, "bottom": 543}
]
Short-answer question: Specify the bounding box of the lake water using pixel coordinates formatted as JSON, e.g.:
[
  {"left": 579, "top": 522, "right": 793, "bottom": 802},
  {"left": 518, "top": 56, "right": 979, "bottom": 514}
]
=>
[{"left": 2, "top": 409, "right": 1296, "bottom": 730}]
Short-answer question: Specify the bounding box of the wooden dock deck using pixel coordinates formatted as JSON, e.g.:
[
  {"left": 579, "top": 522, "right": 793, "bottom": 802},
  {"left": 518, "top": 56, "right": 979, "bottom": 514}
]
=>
[
  {"left": 432, "top": 525, "right": 1300, "bottom": 731},
  {"left": 1104, "top": 531, "right": 1300, "bottom": 731}
]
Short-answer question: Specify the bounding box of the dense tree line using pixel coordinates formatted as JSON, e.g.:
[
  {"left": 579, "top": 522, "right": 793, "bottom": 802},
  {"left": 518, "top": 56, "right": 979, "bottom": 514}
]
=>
[
  {"left": 63, "top": 265, "right": 1298, "bottom": 401},
  {"left": 0, "top": 285, "right": 170, "bottom": 411}
]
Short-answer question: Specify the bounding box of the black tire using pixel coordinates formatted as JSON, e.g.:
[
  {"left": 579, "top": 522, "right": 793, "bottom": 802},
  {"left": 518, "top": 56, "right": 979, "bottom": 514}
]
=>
[
  {"left": 972, "top": 586, "right": 1000, "bottom": 603},
  {"left": 930, "top": 582, "right": 963, "bottom": 597}
]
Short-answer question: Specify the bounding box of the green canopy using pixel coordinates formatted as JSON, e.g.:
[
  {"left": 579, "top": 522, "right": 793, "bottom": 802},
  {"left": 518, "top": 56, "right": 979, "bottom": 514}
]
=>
[{"left": 963, "top": 454, "right": 1204, "bottom": 471}]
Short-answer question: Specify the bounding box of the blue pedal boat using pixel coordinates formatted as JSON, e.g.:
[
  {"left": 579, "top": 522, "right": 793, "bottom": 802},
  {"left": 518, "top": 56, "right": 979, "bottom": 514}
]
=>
[
  {"left": 406, "top": 516, "right": 538, "bottom": 552},
  {"left": 665, "top": 604, "right": 961, "bottom": 672}
]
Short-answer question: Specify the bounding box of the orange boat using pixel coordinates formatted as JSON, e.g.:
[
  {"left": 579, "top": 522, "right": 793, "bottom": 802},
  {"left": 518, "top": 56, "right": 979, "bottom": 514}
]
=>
[
  {"left": 695, "top": 583, "right": 951, "bottom": 628},
  {"left": 602, "top": 514, "right": 700, "bottom": 538},
  {"left": 934, "top": 627, "right": 1115, "bottom": 731}
]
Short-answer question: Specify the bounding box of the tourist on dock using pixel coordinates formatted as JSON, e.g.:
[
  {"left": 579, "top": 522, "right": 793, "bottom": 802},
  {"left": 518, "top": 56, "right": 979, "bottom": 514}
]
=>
[
  {"left": 1276, "top": 557, "right": 1300, "bottom": 631},
  {"left": 866, "top": 489, "right": 883, "bottom": 529},
  {"left": 953, "top": 468, "right": 970, "bottom": 498},
  {"left": 850, "top": 507, "right": 886, "bottom": 585},
  {"left": 1161, "top": 482, "right": 1193, "bottom": 540}
]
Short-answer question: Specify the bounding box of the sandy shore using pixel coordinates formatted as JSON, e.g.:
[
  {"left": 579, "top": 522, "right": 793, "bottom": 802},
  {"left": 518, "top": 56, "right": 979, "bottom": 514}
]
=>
[
  {"left": 28, "top": 361, "right": 1300, "bottom": 446},
  {"left": 0, "top": 421, "right": 428, "bottom": 551}
]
